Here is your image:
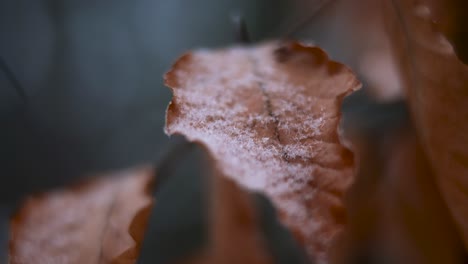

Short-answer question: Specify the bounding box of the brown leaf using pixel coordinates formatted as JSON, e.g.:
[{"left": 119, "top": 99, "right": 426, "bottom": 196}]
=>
[
  {"left": 180, "top": 163, "right": 274, "bottom": 264},
  {"left": 288, "top": 0, "right": 403, "bottom": 101},
  {"left": 165, "top": 41, "right": 361, "bottom": 262},
  {"left": 112, "top": 202, "right": 153, "bottom": 264},
  {"left": 10, "top": 167, "right": 154, "bottom": 264},
  {"left": 415, "top": 0, "right": 468, "bottom": 61},
  {"left": 209, "top": 168, "right": 273, "bottom": 264},
  {"left": 333, "top": 125, "right": 465, "bottom": 263},
  {"left": 383, "top": 0, "right": 468, "bottom": 251}
]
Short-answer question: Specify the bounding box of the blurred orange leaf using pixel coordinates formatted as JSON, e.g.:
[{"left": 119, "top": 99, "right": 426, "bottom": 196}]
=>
[
  {"left": 383, "top": 0, "right": 468, "bottom": 251},
  {"left": 10, "top": 168, "right": 153, "bottom": 264},
  {"left": 179, "top": 165, "right": 274, "bottom": 264},
  {"left": 334, "top": 123, "right": 465, "bottom": 263}
]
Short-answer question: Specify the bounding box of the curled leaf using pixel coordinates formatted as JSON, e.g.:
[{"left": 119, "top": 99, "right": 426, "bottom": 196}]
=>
[
  {"left": 165, "top": 41, "right": 360, "bottom": 262},
  {"left": 383, "top": 0, "right": 468, "bottom": 250},
  {"left": 10, "top": 168, "right": 153, "bottom": 264},
  {"left": 335, "top": 122, "right": 465, "bottom": 263}
]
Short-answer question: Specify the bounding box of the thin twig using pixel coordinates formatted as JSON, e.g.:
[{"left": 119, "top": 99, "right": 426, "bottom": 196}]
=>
[
  {"left": 282, "top": 0, "right": 335, "bottom": 39},
  {"left": 0, "top": 56, "right": 28, "bottom": 105},
  {"left": 231, "top": 13, "right": 251, "bottom": 44}
]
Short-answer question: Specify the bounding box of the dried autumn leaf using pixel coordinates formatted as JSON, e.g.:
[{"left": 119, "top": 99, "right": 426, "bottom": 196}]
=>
[
  {"left": 180, "top": 164, "right": 273, "bottom": 264},
  {"left": 208, "top": 170, "right": 272, "bottom": 264},
  {"left": 383, "top": 0, "right": 468, "bottom": 250},
  {"left": 418, "top": 0, "right": 468, "bottom": 61},
  {"left": 112, "top": 202, "right": 153, "bottom": 264},
  {"left": 288, "top": 0, "right": 403, "bottom": 100},
  {"left": 334, "top": 120, "right": 465, "bottom": 263},
  {"left": 10, "top": 167, "right": 153, "bottom": 264},
  {"left": 165, "top": 41, "right": 361, "bottom": 262}
]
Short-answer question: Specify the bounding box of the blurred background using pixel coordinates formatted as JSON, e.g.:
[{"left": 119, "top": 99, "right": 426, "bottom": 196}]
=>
[
  {"left": 0, "top": 0, "right": 293, "bottom": 200},
  {"left": 2, "top": 0, "right": 395, "bottom": 200},
  {"left": 0, "top": 0, "right": 401, "bottom": 197}
]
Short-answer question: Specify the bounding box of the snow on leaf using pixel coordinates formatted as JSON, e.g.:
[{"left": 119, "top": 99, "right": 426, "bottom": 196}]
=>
[
  {"left": 9, "top": 168, "right": 153, "bottom": 264},
  {"left": 164, "top": 41, "right": 361, "bottom": 262}
]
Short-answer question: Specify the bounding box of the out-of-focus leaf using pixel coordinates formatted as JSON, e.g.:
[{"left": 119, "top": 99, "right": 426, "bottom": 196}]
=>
[
  {"left": 286, "top": 0, "right": 403, "bottom": 101},
  {"left": 112, "top": 202, "right": 153, "bottom": 264},
  {"left": 336, "top": 91, "right": 465, "bottom": 263},
  {"left": 165, "top": 41, "right": 360, "bottom": 262},
  {"left": 9, "top": 168, "right": 153, "bottom": 264},
  {"left": 418, "top": 0, "right": 468, "bottom": 62},
  {"left": 184, "top": 167, "right": 274, "bottom": 264},
  {"left": 382, "top": 0, "right": 468, "bottom": 251}
]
